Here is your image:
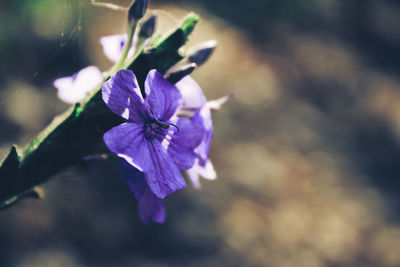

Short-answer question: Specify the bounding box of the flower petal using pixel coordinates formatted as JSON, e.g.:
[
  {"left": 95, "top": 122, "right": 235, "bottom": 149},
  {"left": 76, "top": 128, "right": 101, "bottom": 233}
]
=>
[
  {"left": 100, "top": 34, "right": 136, "bottom": 63},
  {"left": 120, "top": 159, "right": 166, "bottom": 224},
  {"left": 187, "top": 158, "right": 217, "bottom": 189},
  {"left": 103, "top": 122, "right": 148, "bottom": 172},
  {"left": 167, "top": 117, "right": 204, "bottom": 170},
  {"left": 54, "top": 66, "right": 103, "bottom": 104},
  {"left": 100, "top": 34, "right": 126, "bottom": 62},
  {"left": 144, "top": 140, "right": 186, "bottom": 199},
  {"left": 176, "top": 75, "right": 206, "bottom": 112},
  {"left": 192, "top": 105, "right": 214, "bottom": 166},
  {"left": 144, "top": 69, "right": 182, "bottom": 121},
  {"left": 187, "top": 168, "right": 200, "bottom": 189},
  {"left": 102, "top": 69, "right": 146, "bottom": 122},
  {"left": 138, "top": 186, "right": 166, "bottom": 223}
]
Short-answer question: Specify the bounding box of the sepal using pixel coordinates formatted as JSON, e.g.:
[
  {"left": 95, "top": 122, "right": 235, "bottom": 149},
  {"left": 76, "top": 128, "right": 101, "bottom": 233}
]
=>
[
  {"left": 139, "top": 14, "right": 156, "bottom": 39},
  {"left": 128, "top": 0, "right": 149, "bottom": 24},
  {"left": 166, "top": 63, "right": 197, "bottom": 84},
  {"left": 187, "top": 40, "right": 217, "bottom": 67}
]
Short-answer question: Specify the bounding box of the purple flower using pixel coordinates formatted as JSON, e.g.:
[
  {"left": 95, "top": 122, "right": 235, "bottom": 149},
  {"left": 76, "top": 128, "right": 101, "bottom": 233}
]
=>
[
  {"left": 51, "top": 29, "right": 225, "bottom": 223},
  {"left": 102, "top": 69, "right": 204, "bottom": 199},
  {"left": 53, "top": 66, "right": 103, "bottom": 104}
]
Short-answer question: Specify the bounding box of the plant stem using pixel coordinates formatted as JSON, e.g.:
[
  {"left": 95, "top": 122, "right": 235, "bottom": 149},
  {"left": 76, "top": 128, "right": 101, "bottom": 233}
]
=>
[{"left": 110, "top": 21, "right": 138, "bottom": 74}]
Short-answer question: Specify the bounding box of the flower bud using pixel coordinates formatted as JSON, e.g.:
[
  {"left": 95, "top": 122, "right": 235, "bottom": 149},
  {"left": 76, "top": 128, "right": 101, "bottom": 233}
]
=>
[
  {"left": 139, "top": 14, "right": 156, "bottom": 39},
  {"left": 187, "top": 40, "right": 217, "bottom": 67},
  {"left": 128, "top": 0, "right": 149, "bottom": 24},
  {"left": 166, "top": 63, "right": 197, "bottom": 84}
]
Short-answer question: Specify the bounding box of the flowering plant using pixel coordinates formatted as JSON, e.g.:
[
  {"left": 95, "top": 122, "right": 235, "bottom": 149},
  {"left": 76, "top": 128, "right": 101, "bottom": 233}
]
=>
[{"left": 0, "top": 0, "right": 229, "bottom": 223}]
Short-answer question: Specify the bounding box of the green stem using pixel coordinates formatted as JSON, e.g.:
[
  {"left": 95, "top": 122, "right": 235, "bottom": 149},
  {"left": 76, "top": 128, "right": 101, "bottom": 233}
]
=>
[{"left": 110, "top": 21, "right": 138, "bottom": 74}]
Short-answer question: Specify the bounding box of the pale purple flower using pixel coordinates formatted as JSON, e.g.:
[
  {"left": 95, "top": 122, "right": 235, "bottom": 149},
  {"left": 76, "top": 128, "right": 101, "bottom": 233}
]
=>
[
  {"left": 100, "top": 34, "right": 135, "bottom": 63},
  {"left": 175, "top": 75, "right": 206, "bottom": 115},
  {"left": 54, "top": 34, "right": 131, "bottom": 104},
  {"left": 186, "top": 105, "right": 217, "bottom": 188},
  {"left": 102, "top": 69, "right": 204, "bottom": 199},
  {"left": 53, "top": 66, "right": 103, "bottom": 104},
  {"left": 54, "top": 33, "right": 143, "bottom": 104},
  {"left": 100, "top": 22, "right": 154, "bottom": 63},
  {"left": 175, "top": 76, "right": 217, "bottom": 188}
]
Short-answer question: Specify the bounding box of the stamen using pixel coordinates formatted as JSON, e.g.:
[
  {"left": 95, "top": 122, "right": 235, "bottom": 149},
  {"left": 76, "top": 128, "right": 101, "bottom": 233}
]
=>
[
  {"left": 169, "top": 123, "right": 179, "bottom": 132},
  {"left": 154, "top": 120, "right": 180, "bottom": 132}
]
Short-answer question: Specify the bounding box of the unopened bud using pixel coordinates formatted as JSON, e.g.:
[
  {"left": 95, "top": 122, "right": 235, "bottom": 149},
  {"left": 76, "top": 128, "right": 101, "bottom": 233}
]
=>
[
  {"left": 139, "top": 14, "right": 156, "bottom": 39},
  {"left": 187, "top": 40, "right": 217, "bottom": 67},
  {"left": 166, "top": 63, "right": 197, "bottom": 84},
  {"left": 128, "top": 0, "right": 148, "bottom": 23}
]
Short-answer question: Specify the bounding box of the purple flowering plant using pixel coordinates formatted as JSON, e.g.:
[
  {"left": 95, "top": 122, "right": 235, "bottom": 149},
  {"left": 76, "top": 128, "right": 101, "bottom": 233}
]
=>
[
  {"left": 102, "top": 69, "right": 205, "bottom": 222},
  {"left": 0, "top": 0, "right": 230, "bottom": 223}
]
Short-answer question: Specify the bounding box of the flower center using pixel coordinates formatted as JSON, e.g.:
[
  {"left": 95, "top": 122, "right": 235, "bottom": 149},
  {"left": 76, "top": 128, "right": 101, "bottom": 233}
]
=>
[
  {"left": 143, "top": 119, "right": 179, "bottom": 140},
  {"left": 144, "top": 121, "right": 167, "bottom": 140}
]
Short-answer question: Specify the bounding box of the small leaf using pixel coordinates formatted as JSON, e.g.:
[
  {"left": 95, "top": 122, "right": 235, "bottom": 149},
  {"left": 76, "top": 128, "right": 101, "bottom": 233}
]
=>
[
  {"left": 128, "top": 0, "right": 149, "bottom": 23},
  {"left": 139, "top": 14, "right": 156, "bottom": 38},
  {"left": 166, "top": 63, "right": 197, "bottom": 84},
  {"left": 187, "top": 40, "right": 217, "bottom": 67}
]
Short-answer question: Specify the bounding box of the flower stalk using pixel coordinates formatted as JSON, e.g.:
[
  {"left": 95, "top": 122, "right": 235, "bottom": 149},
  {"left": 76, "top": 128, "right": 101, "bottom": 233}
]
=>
[{"left": 110, "top": 18, "right": 138, "bottom": 73}]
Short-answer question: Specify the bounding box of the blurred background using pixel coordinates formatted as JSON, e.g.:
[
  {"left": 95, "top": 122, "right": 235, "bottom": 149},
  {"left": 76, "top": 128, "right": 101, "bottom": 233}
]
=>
[{"left": 1, "top": 0, "right": 400, "bottom": 266}]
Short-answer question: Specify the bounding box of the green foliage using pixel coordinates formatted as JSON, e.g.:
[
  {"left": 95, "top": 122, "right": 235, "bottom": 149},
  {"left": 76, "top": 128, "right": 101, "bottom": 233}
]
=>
[{"left": 0, "top": 13, "right": 199, "bottom": 208}]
